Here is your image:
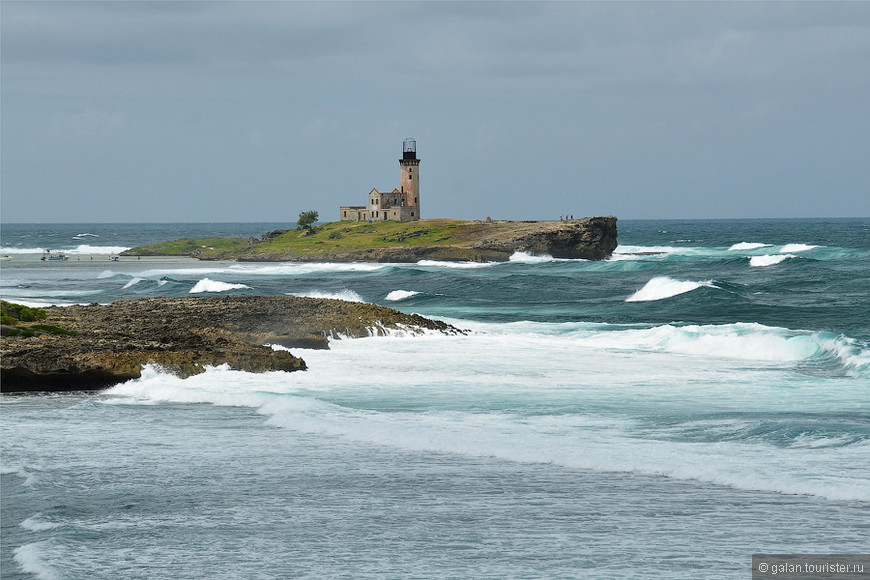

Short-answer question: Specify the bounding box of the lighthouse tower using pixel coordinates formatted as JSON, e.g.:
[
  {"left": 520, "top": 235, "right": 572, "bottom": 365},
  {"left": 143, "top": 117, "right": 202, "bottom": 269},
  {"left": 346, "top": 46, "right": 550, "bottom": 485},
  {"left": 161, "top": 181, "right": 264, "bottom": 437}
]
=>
[{"left": 399, "top": 138, "right": 420, "bottom": 219}]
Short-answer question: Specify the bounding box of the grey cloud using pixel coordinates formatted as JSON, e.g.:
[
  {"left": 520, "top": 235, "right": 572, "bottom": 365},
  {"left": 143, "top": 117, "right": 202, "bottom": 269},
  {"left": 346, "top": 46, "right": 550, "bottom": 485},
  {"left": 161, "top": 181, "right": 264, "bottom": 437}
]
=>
[{"left": 2, "top": 1, "right": 868, "bottom": 222}]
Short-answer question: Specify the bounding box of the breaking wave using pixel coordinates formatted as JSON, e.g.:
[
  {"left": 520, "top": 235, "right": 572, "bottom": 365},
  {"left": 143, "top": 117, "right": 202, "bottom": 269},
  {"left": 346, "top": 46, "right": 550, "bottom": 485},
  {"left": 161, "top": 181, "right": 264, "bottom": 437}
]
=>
[
  {"left": 385, "top": 290, "right": 421, "bottom": 301},
  {"left": 415, "top": 260, "right": 495, "bottom": 269},
  {"left": 750, "top": 254, "right": 796, "bottom": 267},
  {"left": 189, "top": 278, "right": 252, "bottom": 293},
  {"left": 289, "top": 289, "right": 365, "bottom": 303},
  {"left": 508, "top": 252, "right": 559, "bottom": 263},
  {"left": 108, "top": 333, "right": 870, "bottom": 502},
  {"left": 626, "top": 276, "right": 717, "bottom": 302},
  {"left": 728, "top": 242, "right": 772, "bottom": 251},
  {"left": 780, "top": 243, "right": 818, "bottom": 253},
  {"left": 121, "top": 277, "right": 146, "bottom": 289}
]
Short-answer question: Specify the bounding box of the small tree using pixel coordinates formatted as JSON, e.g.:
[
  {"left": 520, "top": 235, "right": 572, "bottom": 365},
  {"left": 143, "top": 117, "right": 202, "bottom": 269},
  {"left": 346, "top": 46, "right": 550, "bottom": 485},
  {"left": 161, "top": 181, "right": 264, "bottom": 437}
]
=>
[{"left": 297, "top": 210, "right": 319, "bottom": 232}]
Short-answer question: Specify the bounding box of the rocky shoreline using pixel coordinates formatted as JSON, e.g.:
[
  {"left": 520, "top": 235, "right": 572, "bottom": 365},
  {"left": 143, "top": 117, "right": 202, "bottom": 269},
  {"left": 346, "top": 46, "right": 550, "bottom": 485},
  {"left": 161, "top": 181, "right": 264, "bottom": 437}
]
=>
[{"left": 0, "top": 296, "right": 463, "bottom": 393}]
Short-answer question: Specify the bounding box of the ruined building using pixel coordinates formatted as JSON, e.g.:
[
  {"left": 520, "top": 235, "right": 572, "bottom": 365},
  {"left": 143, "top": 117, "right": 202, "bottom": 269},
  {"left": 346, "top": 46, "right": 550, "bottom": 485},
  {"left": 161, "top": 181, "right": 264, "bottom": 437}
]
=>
[{"left": 340, "top": 138, "right": 421, "bottom": 222}]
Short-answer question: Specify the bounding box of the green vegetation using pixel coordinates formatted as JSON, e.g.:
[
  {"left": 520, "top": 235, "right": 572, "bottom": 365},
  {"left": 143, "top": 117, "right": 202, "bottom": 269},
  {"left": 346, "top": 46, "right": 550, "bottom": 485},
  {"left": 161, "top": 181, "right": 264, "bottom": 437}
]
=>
[
  {"left": 125, "top": 219, "right": 473, "bottom": 259},
  {"left": 1, "top": 301, "right": 74, "bottom": 337},
  {"left": 30, "top": 324, "right": 77, "bottom": 336},
  {"left": 297, "top": 210, "right": 319, "bottom": 232},
  {"left": 242, "top": 219, "right": 470, "bottom": 257},
  {"left": 1, "top": 301, "right": 47, "bottom": 323}
]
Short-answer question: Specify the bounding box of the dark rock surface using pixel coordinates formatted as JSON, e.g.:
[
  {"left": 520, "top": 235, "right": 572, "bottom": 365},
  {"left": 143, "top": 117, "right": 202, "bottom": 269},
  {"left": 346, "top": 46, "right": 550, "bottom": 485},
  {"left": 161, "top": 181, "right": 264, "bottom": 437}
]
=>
[
  {"left": 458, "top": 216, "right": 619, "bottom": 261},
  {"left": 1, "top": 296, "right": 463, "bottom": 392}
]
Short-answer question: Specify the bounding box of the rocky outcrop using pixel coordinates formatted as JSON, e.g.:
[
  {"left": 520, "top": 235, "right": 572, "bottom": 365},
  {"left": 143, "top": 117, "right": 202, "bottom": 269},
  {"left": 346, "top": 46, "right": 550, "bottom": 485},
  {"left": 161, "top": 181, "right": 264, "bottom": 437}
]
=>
[
  {"left": 240, "top": 217, "right": 619, "bottom": 263},
  {"left": 124, "top": 217, "right": 618, "bottom": 263},
  {"left": 1, "top": 296, "right": 463, "bottom": 392},
  {"left": 451, "top": 216, "right": 618, "bottom": 261}
]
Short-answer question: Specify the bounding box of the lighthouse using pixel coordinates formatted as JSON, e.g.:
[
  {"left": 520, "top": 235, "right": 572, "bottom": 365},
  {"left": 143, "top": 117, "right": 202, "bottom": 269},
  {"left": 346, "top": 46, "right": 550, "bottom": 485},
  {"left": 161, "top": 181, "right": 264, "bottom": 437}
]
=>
[
  {"left": 339, "top": 138, "right": 422, "bottom": 222},
  {"left": 399, "top": 138, "right": 420, "bottom": 219}
]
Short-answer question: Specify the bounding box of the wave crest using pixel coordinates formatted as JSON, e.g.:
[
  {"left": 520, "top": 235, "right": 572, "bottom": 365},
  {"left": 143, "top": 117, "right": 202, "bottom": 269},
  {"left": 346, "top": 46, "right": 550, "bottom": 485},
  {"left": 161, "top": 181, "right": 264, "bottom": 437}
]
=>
[
  {"left": 749, "top": 254, "right": 796, "bottom": 267},
  {"left": 289, "top": 289, "right": 364, "bottom": 303},
  {"left": 385, "top": 290, "right": 420, "bottom": 302},
  {"left": 626, "top": 276, "right": 716, "bottom": 302},
  {"left": 189, "top": 278, "right": 252, "bottom": 294},
  {"left": 780, "top": 243, "right": 818, "bottom": 253}
]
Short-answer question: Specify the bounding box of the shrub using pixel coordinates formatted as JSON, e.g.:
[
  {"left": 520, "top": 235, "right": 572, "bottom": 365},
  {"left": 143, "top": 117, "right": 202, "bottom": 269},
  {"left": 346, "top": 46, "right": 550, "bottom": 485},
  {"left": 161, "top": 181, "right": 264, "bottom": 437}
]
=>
[
  {"left": 1, "top": 301, "right": 47, "bottom": 322},
  {"left": 30, "top": 324, "right": 77, "bottom": 336},
  {"left": 297, "top": 210, "right": 319, "bottom": 232}
]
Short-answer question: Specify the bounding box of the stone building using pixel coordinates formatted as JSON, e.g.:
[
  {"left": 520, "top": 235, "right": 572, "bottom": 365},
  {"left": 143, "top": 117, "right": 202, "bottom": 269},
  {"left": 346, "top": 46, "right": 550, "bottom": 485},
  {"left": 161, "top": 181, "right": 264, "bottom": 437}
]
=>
[{"left": 340, "top": 138, "right": 421, "bottom": 222}]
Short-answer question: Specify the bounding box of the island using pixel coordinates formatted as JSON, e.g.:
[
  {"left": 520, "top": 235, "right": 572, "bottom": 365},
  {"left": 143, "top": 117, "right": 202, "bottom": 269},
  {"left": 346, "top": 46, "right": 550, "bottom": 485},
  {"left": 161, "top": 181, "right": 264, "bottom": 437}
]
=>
[
  {"left": 0, "top": 297, "right": 464, "bottom": 392},
  {"left": 121, "top": 217, "right": 618, "bottom": 262}
]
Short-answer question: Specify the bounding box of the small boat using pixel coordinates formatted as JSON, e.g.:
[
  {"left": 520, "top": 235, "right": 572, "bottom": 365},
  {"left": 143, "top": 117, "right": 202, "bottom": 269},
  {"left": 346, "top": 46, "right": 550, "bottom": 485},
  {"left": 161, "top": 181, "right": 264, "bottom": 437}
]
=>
[{"left": 41, "top": 250, "right": 69, "bottom": 262}]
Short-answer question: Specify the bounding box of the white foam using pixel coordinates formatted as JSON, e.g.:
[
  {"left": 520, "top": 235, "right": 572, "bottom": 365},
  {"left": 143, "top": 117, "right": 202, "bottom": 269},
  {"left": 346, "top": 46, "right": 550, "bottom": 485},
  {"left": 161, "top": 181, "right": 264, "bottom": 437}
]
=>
[
  {"left": 121, "top": 277, "right": 146, "bottom": 289},
  {"left": 750, "top": 254, "right": 795, "bottom": 267},
  {"left": 13, "top": 542, "right": 60, "bottom": 580},
  {"left": 227, "top": 262, "right": 389, "bottom": 276},
  {"left": 618, "top": 323, "right": 820, "bottom": 362},
  {"left": 728, "top": 242, "right": 771, "bottom": 251},
  {"left": 189, "top": 278, "right": 251, "bottom": 293},
  {"left": 385, "top": 290, "right": 420, "bottom": 301},
  {"left": 73, "top": 233, "right": 99, "bottom": 238},
  {"left": 780, "top": 243, "right": 818, "bottom": 253},
  {"left": 107, "top": 344, "right": 870, "bottom": 501},
  {"left": 0, "top": 244, "right": 128, "bottom": 255},
  {"left": 491, "top": 320, "right": 836, "bottom": 364},
  {"left": 67, "top": 244, "right": 130, "bottom": 255},
  {"left": 0, "top": 464, "right": 39, "bottom": 486},
  {"left": 0, "top": 288, "right": 104, "bottom": 298},
  {"left": 0, "top": 247, "right": 49, "bottom": 255},
  {"left": 608, "top": 245, "right": 702, "bottom": 262},
  {"left": 20, "top": 515, "right": 61, "bottom": 532},
  {"left": 289, "top": 289, "right": 364, "bottom": 303},
  {"left": 613, "top": 245, "right": 683, "bottom": 255},
  {"left": 626, "top": 276, "right": 716, "bottom": 302},
  {"left": 508, "top": 251, "right": 558, "bottom": 263},
  {"left": 415, "top": 260, "right": 495, "bottom": 269}
]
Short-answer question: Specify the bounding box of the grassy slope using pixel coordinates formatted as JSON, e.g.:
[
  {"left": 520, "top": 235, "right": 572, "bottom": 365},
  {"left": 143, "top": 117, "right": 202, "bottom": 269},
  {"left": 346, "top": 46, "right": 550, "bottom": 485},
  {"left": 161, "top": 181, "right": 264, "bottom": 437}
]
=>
[{"left": 126, "top": 219, "right": 473, "bottom": 259}]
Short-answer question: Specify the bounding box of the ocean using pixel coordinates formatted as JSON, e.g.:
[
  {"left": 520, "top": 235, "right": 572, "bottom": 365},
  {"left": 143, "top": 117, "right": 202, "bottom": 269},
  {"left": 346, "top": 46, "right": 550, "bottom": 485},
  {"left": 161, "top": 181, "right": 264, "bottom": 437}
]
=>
[{"left": 1, "top": 219, "right": 869, "bottom": 579}]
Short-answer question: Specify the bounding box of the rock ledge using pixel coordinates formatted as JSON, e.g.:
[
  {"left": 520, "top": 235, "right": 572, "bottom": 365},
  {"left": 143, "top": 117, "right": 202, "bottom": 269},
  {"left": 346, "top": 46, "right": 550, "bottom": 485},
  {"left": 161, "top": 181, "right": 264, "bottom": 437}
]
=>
[{"left": 1, "top": 296, "right": 462, "bottom": 392}]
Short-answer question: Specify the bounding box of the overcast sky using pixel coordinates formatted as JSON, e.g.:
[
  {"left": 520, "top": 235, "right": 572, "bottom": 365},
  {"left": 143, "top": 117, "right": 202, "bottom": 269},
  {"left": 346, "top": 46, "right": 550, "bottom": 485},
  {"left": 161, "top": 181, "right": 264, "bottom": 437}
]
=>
[{"left": 2, "top": 1, "right": 869, "bottom": 223}]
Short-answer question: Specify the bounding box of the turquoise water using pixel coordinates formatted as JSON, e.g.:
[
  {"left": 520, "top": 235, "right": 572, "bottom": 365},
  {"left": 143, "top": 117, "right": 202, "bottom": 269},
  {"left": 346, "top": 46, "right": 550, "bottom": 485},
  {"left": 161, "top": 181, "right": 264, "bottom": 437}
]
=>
[{"left": 2, "top": 219, "right": 869, "bottom": 578}]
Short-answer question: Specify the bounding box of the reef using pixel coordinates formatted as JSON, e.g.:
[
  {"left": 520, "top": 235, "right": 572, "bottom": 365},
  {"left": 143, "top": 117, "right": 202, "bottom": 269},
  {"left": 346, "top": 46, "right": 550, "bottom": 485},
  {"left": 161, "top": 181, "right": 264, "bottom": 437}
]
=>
[{"left": 0, "top": 296, "right": 463, "bottom": 393}]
